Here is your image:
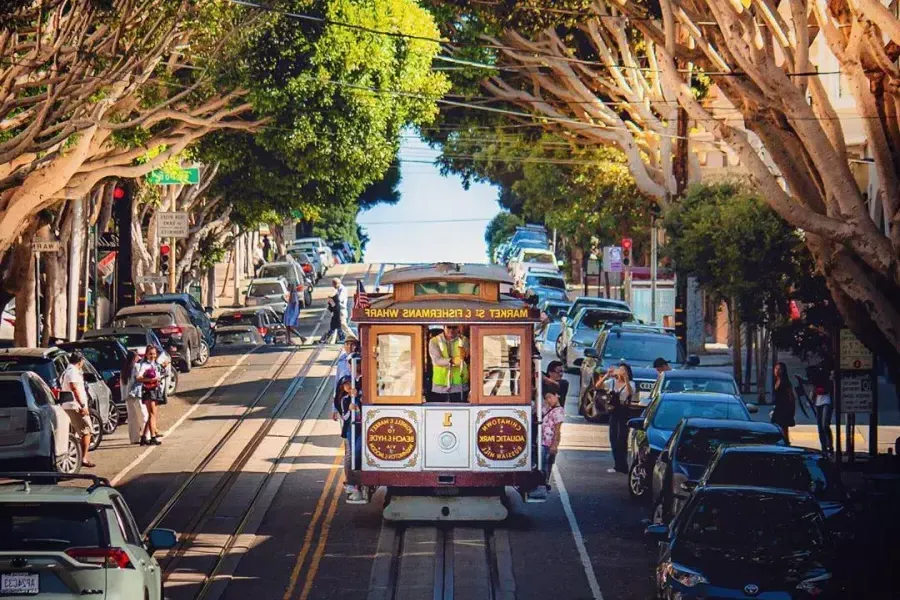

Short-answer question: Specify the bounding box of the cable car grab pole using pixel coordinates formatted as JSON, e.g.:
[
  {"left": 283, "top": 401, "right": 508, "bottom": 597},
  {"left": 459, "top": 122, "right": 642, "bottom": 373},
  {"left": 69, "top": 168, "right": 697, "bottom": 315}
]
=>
[
  {"left": 535, "top": 357, "right": 543, "bottom": 473},
  {"left": 351, "top": 356, "right": 357, "bottom": 471}
]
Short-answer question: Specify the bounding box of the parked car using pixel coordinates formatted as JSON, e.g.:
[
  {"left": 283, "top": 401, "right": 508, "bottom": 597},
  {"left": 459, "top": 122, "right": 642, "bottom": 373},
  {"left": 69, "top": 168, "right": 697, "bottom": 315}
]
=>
[
  {"left": 214, "top": 325, "right": 267, "bottom": 347},
  {"left": 113, "top": 303, "right": 207, "bottom": 372},
  {"left": 579, "top": 324, "right": 698, "bottom": 420},
  {"left": 646, "top": 486, "right": 835, "bottom": 600},
  {"left": 698, "top": 445, "right": 853, "bottom": 540},
  {"left": 57, "top": 339, "right": 129, "bottom": 433},
  {"left": 82, "top": 327, "right": 177, "bottom": 397},
  {"left": 646, "top": 369, "right": 741, "bottom": 408},
  {"left": 0, "top": 347, "right": 113, "bottom": 451},
  {"left": 138, "top": 293, "right": 215, "bottom": 349},
  {"left": 522, "top": 272, "right": 566, "bottom": 295},
  {"left": 564, "top": 296, "right": 632, "bottom": 323},
  {"left": 504, "top": 238, "right": 548, "bottom": 267},
  {"left": 294, "top": 237, "right": 334, "bottom": 269},
  {"left": 510, "top": 248, "right": 558, "bottom": 282},
  {"left": 0, "top": 472, "right": 177, "bottom": 599},
  {"left": 625, "top": 391, "right": 755, "bottom": 500},
  {"left": 330, "top": 241, "right": 354, "bottom": 263},
  {"left": 0, "top": 372, "right": 81, "bottom": 473},
  {"left": 244, "top": 277, "right": 291, "bottom": 315},
  {"left": 536, "top": 299, "right": 571, "bottom": 352},
  {"left": 291, "top": 241, "right": 326, "bottom": 279},
  {"left": 215, "top": 306, "right": 286, "bottom": 344},
  {"left": 650, "top": 418, "right": 786, "bottom": 524},
  {"left": 257, "top": 262, "right": 312, "bottom": 307},
  {"left": 557, "top": 306, "right": 635, "bottom": 371},
  {"left": 1, "top": 301, "right": 14, "bottom": 340}
]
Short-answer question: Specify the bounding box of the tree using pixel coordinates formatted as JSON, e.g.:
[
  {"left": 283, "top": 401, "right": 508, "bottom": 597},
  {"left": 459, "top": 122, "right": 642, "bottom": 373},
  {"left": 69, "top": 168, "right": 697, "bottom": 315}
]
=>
[{"left": 485, "top": 212, "right": 524, "bottom": 260}]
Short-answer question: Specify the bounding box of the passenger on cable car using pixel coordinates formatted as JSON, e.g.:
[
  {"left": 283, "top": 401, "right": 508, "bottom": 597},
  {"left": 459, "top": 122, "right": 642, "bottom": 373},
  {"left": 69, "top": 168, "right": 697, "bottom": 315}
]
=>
[
  {"left": 335, "top": 374, "right": 363, "bottom": 501},
  {"left": 428, "top": 324, "right": 470, "bottom": 402}
]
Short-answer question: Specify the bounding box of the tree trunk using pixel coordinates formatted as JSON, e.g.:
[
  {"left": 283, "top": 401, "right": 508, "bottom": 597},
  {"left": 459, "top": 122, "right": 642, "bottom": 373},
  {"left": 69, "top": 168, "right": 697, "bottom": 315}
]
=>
[
  {"left": 744, "top": 324, "right": 753, "bottom": 394},
  {"left": 67, "top": 198, "right": 85, "bottom": 341},
  {"left": 757, "top": 326, "right": 770, "bottom": 404},
  {"left": 14, "top": 250, "right": 36, "bottom": 348},
  {"left": 604, "top": 271, "right": 611, "bottom": 299},
  {"left": 730, "top": 300, "right": 743, "bottom": 389}
]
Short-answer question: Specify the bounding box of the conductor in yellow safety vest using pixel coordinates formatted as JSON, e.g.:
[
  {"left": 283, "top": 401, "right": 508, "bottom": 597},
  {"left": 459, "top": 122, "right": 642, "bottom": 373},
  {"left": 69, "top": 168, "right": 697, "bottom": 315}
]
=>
[{"left": 429, "top": 325, "right": 470, "bottom": 402}]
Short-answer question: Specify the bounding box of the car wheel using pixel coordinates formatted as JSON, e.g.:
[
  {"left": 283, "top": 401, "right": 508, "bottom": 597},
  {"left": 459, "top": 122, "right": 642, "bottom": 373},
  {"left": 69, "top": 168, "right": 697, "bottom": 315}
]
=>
[
  {"left": 102, "top": 403, "right": 119, "bottom": 435},
  {"left": 88, "top": 409, "right": 104, "bottom": 451},
  {"left": 579, "top": 388, "right": 605, "bottom": 423},
  {"left": 166, "top": 368, "right": 179, "bottom": 396},
  {"left": 555, "top": 334, "right": 566, "bottom": 359},
  {"left": 180, "top": 346, "right": 192, "bottom": 373},
  {"left": 193, "top": 340, "right": 210, "bottom": 367},
  {"left": 628, "top": 460, "right": 650, "bottom": 500},
  {"left": 56, "top": 433, "right": 83, "bottom": 474}
]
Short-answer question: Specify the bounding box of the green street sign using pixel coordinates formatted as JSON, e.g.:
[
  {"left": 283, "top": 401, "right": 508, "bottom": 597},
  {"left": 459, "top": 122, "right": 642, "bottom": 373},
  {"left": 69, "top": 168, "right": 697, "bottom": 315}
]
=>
[
  {"left": 148, "top": 167, "right": 200, "bottom": 185},
  {"left": 290, "top": 209, "right": 304, "bottom": 219}
]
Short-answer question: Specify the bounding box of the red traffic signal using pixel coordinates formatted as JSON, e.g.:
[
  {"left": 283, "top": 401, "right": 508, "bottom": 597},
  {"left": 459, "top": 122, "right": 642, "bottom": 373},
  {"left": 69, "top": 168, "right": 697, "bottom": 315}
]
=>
[
  {"left": 160, "top": 245, "right": 170, "bottom": 256},
  {"left": 113, "top": 186, "right": 126, "bottom": 200},
  {"left": 621, "top": 237, "right": 633, "bottom": 251}
]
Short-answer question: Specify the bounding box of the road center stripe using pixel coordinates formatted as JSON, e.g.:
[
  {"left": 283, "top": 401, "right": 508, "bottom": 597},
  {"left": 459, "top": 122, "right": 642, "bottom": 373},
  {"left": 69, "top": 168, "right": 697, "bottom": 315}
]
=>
[{"left": 297, "top": 471, "right": 346, "bottom": 600}]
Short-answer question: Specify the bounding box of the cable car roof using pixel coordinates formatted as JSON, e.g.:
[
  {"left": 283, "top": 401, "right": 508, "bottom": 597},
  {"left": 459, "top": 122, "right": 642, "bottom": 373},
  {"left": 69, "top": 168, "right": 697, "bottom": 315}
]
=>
[{"left": 380, "top": 263, "right": 514, "bottom": 285}]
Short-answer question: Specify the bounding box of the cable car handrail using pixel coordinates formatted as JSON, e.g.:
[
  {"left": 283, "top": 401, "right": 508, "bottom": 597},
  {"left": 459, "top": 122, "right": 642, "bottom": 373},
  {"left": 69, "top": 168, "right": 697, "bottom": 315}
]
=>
[{"left": 535, "top": 356, "right": 542, "bottom": 473}]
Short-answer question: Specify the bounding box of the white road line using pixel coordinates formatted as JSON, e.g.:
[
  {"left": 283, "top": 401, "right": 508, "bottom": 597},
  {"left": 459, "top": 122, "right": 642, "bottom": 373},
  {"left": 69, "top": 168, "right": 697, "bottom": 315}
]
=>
[
  {"left": 110, "top": 349, "right": 257, "bottom": 486},
  {"left": 553, "top": 468, "right": 604, "bottom": 600}
]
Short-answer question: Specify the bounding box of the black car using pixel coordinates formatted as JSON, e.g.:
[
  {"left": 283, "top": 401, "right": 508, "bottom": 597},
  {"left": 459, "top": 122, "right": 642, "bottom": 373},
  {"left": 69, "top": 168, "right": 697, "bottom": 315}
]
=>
[
  {"left": 626, "top": 392, "right": 754, "bottom": 500},
  {"left": 113, "top": 303, "right": 207, "bottom": 372},
  {"left": 650, "top": 418, "right": 786, "bottom": 524},
  {"left": 698, "top": 445, "right": 852, "bottom": 540},
  {"left": 647, "top": 486, "right": 836, "bottom": 599},
  {"left": 579, "top": 324, "right": 699, "bottom": 420},
  {"left": 57, "top": 339, "right": 129, "bottom": 427},
  {"left": 215, "top": 307, "right": 286, "bottom": 344},
  {"left": 139, "top": 293, "right": 215, "bottom": 348}
]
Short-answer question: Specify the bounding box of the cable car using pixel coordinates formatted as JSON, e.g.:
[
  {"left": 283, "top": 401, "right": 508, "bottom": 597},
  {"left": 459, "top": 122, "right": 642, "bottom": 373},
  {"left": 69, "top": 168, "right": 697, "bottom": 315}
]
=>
[{"left": 346, "top": 263, "right": 548, "bottom": 521}]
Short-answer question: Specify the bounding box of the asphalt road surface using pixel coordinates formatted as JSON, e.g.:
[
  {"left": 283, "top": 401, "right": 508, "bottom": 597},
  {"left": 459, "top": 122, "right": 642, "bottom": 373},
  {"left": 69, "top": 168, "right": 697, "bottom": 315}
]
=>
[{"left": 88, "top": 263, "right": 658, "bottom": 600}]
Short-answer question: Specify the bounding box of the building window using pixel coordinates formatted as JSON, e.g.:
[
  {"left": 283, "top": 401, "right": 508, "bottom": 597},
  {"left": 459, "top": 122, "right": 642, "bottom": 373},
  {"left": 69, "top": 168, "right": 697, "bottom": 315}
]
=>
[{"left": 481, "top": 334, "right": 522, "bottom": 397}]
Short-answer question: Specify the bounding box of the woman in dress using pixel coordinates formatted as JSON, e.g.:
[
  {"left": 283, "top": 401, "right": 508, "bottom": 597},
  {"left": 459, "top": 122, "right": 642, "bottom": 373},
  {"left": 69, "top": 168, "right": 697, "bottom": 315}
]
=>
[
  {"left": 136, "top": 345, "right": 164, "bottom": 445},
  {"left": 771, "top": 362, "right": 796, "bottom": 444},
  {"left": 283, "top": 286, "right": 301, "bottom": 344},
  {"left": 121, "top": 351, "right": 149, "bottom": 444},
  {"left": 596, "top": 363, "right": 635, "bottom": 474}
]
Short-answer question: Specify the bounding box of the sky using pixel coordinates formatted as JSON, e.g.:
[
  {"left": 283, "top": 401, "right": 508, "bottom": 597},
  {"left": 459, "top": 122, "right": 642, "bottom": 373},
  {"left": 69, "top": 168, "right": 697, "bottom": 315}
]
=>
[{"left": 358, "top": 135, "right": 501, "bottom": 264}]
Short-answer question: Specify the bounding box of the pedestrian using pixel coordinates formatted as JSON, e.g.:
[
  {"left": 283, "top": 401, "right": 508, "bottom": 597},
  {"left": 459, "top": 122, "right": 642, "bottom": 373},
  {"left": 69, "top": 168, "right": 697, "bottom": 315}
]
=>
[
  {"left": 335, "top": 375, "right": 363, "bottom": 502},
  {"left": 541, "top": 381, "right": 564, "bottom": 487},
  {"left": 332, "top": 336, "right": 360, "bottom": 420},
  {"left": 771, "top": 361, "right": 796, "bottom": 444},
  {"left": 319, "top": 278, "right": 353, "bottom": 344},
  {"left": 544, "top": 360, "right": 569, "bottom": 407},
  {"left": 814, "top": 382, "right": 834, "bottom": 454},
  {"left": 596, "top": 363, "right": 634, "bottom": 474},
  {"left": 121, "top": 350, "right": 149, "bottom": 445},
  {"left": 60, "top": 351, "right": 96, "bottom": 468},
  {"left": 262, "top": 235, "right": 271, "bottom": 262},
  {"left": 136, "top": 345, "right": 164, "bottom": 445},
  {"left": 283, "top": 286, "right": 302, "bottom": 344}
]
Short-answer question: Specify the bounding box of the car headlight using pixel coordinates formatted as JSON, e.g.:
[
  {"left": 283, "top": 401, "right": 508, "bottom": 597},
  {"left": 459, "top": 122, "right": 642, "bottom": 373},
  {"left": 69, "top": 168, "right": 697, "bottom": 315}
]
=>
[
  {"left": 665, "top": 563, "right": 708, "bottom": 588},
  {"left": 796, "top": 572, "right": 831, "bottom": 595}
]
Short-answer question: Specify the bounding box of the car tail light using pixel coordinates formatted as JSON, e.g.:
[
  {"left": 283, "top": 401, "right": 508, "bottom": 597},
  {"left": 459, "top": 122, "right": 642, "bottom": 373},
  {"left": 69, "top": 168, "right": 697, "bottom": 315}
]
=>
[
  {"left": 258, "top": 327, "right": 268, "bottom": 337},
  {"left": 66, "top": 547, "right": 134, "bottom": 569},
  {"left": 301, "top": 264, "right": 312, "bottom": 273},
  {"left": 160, "top": 326, "right": 183, "bottom": 335},
  {"left": 26, "top": 411, "right": 41, "bottom": 432},
  {"left": 50, "top": 386, "right": 61, "bottom": 400}
]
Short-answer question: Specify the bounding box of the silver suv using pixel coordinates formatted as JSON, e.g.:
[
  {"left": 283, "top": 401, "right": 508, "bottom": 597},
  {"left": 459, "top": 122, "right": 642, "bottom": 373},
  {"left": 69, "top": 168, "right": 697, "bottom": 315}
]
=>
[{"left": 0, "top": 473, "right": 176, "bottom": 599}]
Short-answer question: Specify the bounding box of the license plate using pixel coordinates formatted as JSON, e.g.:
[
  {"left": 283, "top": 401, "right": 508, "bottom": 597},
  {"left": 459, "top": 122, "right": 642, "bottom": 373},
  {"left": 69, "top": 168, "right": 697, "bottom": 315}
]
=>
[{"left": 1, "top": 573, "right": 39, "bottom": 594}]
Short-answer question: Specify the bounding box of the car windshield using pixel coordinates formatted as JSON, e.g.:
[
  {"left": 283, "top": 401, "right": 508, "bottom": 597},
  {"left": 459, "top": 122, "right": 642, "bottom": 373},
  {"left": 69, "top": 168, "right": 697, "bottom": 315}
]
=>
[
  {"left": 0, "top": 359, "right": 56, "bottom": 383},
  {"left": 287, "top": 250, "right": 310, "bottom": 264},
  {"left": 577, "top": 310, "right": 633, "bottom": 330},
  {"left": 523, "top": 252, "right": 554, "bottom": 264},
  {"left": 59, "top": 344, "right": 121, "bottom": 371},
  {"left": 258, "top": 265, "right": 296, "bottom": 282},
  {"left": 663, "top": 376, "right": 739, "bottom": 395},
  {"left": 217, "top": 313, "right": 259, "bottom": 326},
  {"left": 526, "top": 275, "right": 566, "bottom": 290},
  {"left": 544, "top": 305, "right": 570, "bottom": 320},
  {"left": 115, "top": 312, "right": 171, "bottom": 328},
  {"left": 603, "top": 334, "right": 680, "bottom": 363},
  {"left": 676, "top": 427, "right": 784, "bottom": 465},
  {"left": 681, "top": 493, "right": 826, "bottom": 554},
  {"left": 652, "top": 399, "right": 748, "bottom": 431},
  {"left": 0, "top": 380, "right": 27, "bottom": 407},
  {"left": 706, "top": 453, "right": 844, "bottom": 501},
  {"left": 248, "top": 283, "right": 284, "bottom": 296},
  {"left": 0, "top": 503, "right": 105, "bottom": 551}
]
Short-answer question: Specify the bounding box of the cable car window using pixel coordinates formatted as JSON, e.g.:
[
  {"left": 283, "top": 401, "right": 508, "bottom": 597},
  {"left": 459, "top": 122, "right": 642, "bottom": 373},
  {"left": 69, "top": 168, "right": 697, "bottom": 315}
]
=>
[
  {"left": 376, "top": 334, "right": 415, "bottom": 397},
  {"left": 414, "top": 282, "right": 480, "bottom": 296},
  {"left": 482, "top": 334, "right": 521, "bottom": 396}
]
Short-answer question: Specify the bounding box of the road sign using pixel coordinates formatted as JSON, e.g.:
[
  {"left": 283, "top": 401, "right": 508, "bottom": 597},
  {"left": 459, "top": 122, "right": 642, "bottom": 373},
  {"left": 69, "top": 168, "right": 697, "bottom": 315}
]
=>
[
  {"left": 841, "top": 372, "right": 874, "bottom": 413},
  {"left": 32, "top": 241, "right": 61, "bottom": 252},
  {"left": 283, "top": 222, "right": 296, "bottom": 243},
  {"left": 158, "top": 212, "right": 190, "bottom": 238},
  {"left": 147, "top": 167, "right": 200, "bottom": 185},
  {"left": 839, "top": 329, "right": 874, "bottom": 370},
  {"left": 137, "top": 274, "right": 167, "bottom": 285},
  {"left": 603, "top": 246, "right": 623, "bottom": 273}
]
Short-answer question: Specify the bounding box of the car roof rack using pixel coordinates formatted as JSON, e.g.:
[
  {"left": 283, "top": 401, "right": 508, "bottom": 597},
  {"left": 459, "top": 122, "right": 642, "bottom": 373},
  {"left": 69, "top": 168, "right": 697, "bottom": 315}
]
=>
[{"left": 0, "top": 472, "right": 111, "bottom": 492}]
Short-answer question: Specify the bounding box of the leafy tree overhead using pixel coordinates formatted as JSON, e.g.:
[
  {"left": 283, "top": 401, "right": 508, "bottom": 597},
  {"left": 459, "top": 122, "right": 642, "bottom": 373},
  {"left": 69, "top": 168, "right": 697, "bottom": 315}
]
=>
[{"left": 484, "top": 212, "right": 524, "bottom": 261}]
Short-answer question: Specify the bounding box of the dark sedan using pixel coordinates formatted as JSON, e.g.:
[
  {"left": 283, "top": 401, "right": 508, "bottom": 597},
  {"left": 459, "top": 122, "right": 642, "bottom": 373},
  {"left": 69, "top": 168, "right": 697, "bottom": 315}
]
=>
[
  {"left": 647, "top": 486, "right": 836, "bottom": 599},
  {"left": 139, "top": 293, "right": 215, "bottom": 348},
  {"left": 215, "top": 307, "right": 286, "bottom": 344},
  {"left": 113, "top": 303, "right": 206, "bottom": 372},
  {"left": 650, "top": 418, "right": 785, "bottom": 524}
]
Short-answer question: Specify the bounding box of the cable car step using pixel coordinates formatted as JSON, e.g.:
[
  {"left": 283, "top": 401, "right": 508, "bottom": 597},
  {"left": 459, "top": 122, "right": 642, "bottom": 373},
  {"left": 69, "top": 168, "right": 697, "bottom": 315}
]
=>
[{"left": 383, "top": 495, "right": 508, "bottom": 521}]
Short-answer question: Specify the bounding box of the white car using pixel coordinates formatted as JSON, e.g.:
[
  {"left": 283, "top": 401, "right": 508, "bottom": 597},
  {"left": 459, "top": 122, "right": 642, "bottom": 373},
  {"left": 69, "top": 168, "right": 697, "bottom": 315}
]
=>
[
  {"left": 1, "top": 302, "right": 14, "bottom": 340},
  {"left": 294, "top": 237, "right": 334, "bottom": 268},
  {"left": 244, "top": 277, "right": 291, "bottom": 314},
  {"left": 509, "top": 247, "right": 558, "bottom": 282}
]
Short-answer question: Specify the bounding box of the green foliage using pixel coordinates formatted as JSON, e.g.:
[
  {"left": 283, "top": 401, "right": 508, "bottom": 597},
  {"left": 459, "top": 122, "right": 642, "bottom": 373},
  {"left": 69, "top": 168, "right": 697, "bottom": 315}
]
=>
[
  {"left": 663, "top": 182, "right": 802, "bottom": 326},
  {"left": 485, "top": 212, "right": 524, "bottom": 260}
]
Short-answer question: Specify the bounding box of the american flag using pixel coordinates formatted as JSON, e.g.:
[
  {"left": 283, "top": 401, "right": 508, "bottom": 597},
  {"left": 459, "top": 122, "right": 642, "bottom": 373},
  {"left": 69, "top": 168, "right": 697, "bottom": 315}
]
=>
[{"left": 354, "top": 279, "right": 370, "bottom": 309}]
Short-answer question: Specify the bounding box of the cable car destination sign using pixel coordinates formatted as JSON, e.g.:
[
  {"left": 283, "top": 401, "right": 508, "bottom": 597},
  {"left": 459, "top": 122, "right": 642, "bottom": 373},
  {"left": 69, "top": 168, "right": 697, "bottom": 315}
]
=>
[{"left": 357, "top": 306, "right": 539, "bottom": 321}]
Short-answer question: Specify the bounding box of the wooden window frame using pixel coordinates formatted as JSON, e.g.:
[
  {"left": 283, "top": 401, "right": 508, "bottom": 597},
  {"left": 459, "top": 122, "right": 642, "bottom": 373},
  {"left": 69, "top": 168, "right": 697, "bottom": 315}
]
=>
[
  {"left": 469, "top": 324, "right": 532, "bottom": 405},
  {"left": 364, "top": 325, "right": 423, "bottom": 405}
]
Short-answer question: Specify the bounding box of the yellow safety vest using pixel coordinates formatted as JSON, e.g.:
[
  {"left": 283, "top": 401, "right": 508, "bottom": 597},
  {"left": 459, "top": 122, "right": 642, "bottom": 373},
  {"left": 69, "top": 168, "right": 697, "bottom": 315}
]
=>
[{"left": 432, "top": 336, "right": 469, "bottom": 388}]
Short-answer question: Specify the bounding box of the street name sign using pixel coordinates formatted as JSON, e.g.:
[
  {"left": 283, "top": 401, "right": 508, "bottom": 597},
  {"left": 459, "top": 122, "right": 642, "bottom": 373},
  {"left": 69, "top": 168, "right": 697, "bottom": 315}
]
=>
[
  {"left": 839, "top": 328, "right": 874, "bottom": 370},
  {"left": 138, "top": 274, "right": 167, "bottom": 285},
  {"left": 32, "top": 241, "right": 61, "bottom": 252},
  {"left": 158, "top": 212, "right": 190, "bottom": 238},
  {"left": 603, "top": 246, "right": 623, "bottom": 273},
  {"left": 147, "top": 167, "right": 200, "bottom": 185},
  {"left": 841, "top": 372, "right": 873, "bottom": 413}
]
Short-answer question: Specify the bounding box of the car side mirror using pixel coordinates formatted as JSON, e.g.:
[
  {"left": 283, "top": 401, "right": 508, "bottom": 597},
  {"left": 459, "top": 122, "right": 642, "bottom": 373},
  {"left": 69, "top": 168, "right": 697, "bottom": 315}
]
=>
[
  {"left": 680, "top": 481, "right": 698, "bottom": 494},
  {"left": 687, "top": 355, "right": 700, "bottom": 367},
  {"left": 627, "top": 418, "right": 645, "bottom": 431},
  {"left": 583, "top": 347, "right": 599, "bottom": 359},
  {"left": 746, "top": 403, "right": 759, "bottom": 414},
  {"left": 146, "top": 528, "right": 177, "bottom": 552},
  {"left": 659, "top": 450, "right": 670, "bottom": 464},
  {"left": 644, "top": 524, "right": 669, "bottom": 540}
]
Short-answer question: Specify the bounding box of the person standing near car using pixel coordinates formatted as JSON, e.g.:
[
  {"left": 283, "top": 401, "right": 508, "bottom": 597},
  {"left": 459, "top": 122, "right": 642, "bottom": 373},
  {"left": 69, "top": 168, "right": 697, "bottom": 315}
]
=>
[
  {"left": 596, "top": 363, "right": 634, "bottom": 474},
  {"left": 771, "top": 362, "right": 796, "bottom": 444},
  {"left": 283, "top": 286, "right": 302, "bottom": 344},
  {"left": 60, "top": 352, "right": 96, "bottom": 468},
  {"left": 136, "top": 345, "right": 164, "bottom": 445},
  {"left": 121, "top": 351, "right": 149, "bottom": 445}
]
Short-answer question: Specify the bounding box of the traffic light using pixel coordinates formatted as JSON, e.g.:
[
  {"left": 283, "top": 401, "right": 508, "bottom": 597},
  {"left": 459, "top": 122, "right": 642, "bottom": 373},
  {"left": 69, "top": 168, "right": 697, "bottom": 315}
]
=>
[
  {"left": 160, "top": 244, "right": 171, "bottom": 275},
  {"left": 622, "top": 237, "right": 633, "bottom": 267}
]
